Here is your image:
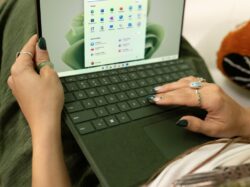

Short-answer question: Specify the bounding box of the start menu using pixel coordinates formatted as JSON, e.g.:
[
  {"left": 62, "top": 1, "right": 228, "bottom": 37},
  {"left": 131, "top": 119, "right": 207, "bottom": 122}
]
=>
[{"left": 84, "top": 0, "right": 148, "bottom": 67}]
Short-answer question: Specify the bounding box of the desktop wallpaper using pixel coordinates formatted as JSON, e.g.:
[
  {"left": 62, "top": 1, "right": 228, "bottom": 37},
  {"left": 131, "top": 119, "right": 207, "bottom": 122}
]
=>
[{"left": 40, "top": 0, "right": 184, "bottom": 74}]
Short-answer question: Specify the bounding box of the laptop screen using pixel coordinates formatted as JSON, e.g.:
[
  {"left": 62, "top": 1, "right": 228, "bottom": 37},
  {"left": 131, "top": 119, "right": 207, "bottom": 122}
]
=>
[{"left": 39, "top": 0, "right": 185, "bottom": 77}]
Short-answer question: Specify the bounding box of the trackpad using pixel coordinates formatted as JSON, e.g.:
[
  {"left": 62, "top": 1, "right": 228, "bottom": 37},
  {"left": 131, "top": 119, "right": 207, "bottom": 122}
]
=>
[{"left": 144, "top": 118, "right": 211, "bottom": 159}]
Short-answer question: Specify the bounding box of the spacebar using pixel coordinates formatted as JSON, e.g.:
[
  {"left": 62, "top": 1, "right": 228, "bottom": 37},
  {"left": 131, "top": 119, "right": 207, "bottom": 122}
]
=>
[{"left": 127, "top": 106, "right": 166, "bottom": 120}]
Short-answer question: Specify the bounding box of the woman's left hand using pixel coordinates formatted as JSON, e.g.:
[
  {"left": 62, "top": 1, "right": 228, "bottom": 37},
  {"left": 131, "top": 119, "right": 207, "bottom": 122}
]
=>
[{"left": 7, "top": 35, "right": 64, "bottom": 136}]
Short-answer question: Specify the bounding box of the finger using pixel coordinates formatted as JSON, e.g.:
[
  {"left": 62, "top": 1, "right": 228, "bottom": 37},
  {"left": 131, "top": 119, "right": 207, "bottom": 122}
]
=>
[
  {"left": 36, "top": 37, "right": 53, "bottom": 76},
  {"left": 153, "top": 88, "right": 202, "bottom": 107},
  {"left": 16, "top": 35, "right": 38, "bottom": 66},
  {"left": 154, "top": 76, "right": 205, "bottom": 93},
  {"left": 7, "top": 76, "right": 14, "bottom": 90},
  {"left": 154, "top": 81, "right": 191, "bottom": 93},
  {"left": 176, "top": 116, "right": 218, "bottom": 137}
]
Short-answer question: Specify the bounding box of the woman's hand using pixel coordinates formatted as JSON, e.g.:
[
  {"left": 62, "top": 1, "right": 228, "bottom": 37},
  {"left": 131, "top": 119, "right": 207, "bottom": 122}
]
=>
[
  {"left": 149, "top": 76, "right": 250, "bottom": 138},
  {"left": 8, "top": 35, "right": 71, "bottom": 187},
  {"left": 7, "top": 35, "right": 64, "bottom": 136}
]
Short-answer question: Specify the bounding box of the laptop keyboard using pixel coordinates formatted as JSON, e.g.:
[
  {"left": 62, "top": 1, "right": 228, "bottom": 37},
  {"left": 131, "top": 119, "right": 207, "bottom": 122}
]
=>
[{"left": 61, "top": 60, "right": 197, "bottom": 135}]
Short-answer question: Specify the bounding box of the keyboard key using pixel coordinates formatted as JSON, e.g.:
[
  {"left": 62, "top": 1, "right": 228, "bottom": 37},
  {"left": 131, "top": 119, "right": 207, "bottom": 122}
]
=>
[
  {"left": 110, "top": 76, "right": 121, "bottom": 83},
  {"left": 169, "top": 66, "right": 179, "bottom": 72},
  {"left": 76, "top": 122, "right": 95, "bottom": 135},
  {"left": 137, "top": 97, "right": 150, "bottom": 106},
  {"left": 128, "top": 72, "right": 139, "bottom": 80},
  {"left": 127, "top": 105, "right": 164, "bottom": 120},
  {"left": 88, "top": 79, "right": 101, "bottom": 87},
  {"left": 116, "top": 92, "right": 128, "bottom": 101},
  {"left": 170, "top": 73, "right": 180, "bottom": 80},
  {"left": 92, "top": 119, "right": 107, "bottom": 130},
  {"left": 86, "top": 88, "right": 99, "bottom": 97},
  {"left": 128, "top": 100, "right": 140, "bottom": 109},
  {"left": 97, "top": 87, "right": 109, "bottom": 95},
  {"left": 126, "top": 90, "right": 138, "bottom": 99},
  {"left": 105, "top": 116, "right": 119, "bottom": 126},
  {"left": 108, "top": 85, "right": 120, "bottom": 93},
  {"left": 76, "top": 75, "right": 88, "bottom": 80},
  {"left": 118, "top": 82, "right": 129, "bottom": 91},
  {"left": 65, "top": 76, "right": 76, "bottom": 82},
  {"left": 155, "top": 76, "right": 165, "bottom": 84},
  {"left": 87, "top": 74, "right": 98, "bottom": 79},
  {"left": 65, "top": 82, "right": 78, "bottom": 92},
  {"left": 146, "top": 69, "right": 155, "bottom": 76},
  {"left": 118, "top": 102, "right": 131, "bottom": 111},
  {"left": 99, "top": 77, "right": 111, "bottom": 85},
  {"left": 163, "top": 75, "right": 173, "bottom": 82},
  {"left": 64, "top": 93, "right": 75, "bottom": 103},
  {"left": 154, "top": 68, "right": 164, "bottom": 75},
  {"left": 82, "top": 99, "right": 96, "bottom": 109},
  {"left": 70, "top": 110, "right": 97, "bottom": 124},
  {"left": 105, "top": 94, "right": 118, "bottom": 104},
  {"left": 127, "top": 81, "right": 139, "bottom": 89},
  {"left": 116, "top": 113, "right": 130, "bottom": 124},
  {"left": 110, "top": 70, "right": 118, "bottom": 75},
  {"left": 94, "top": 107, "right": 109, "bottom": 117},
  {"left": 77, "top": 81, "right": 90, "bottom": 89},
  {"left": 120, "top": 74, "right": 130, "bottom": 81},
  {"left": 94, "top": 97, "right": 108, "bottom": 106},
  {"left": 118, "top": 69, "right": 128, "bottom": 74},
  {"left": 73, "top": 91, "right": 87, "bottom": 100},
  {"left": 146, "top": 77, "right": 157, "bottom": 85},
  {"left": 106, "top": 104, "right": 120, "bottom": 114},
  {"left": 136, "top": 88, "right": 147, "bottom": 96},
  {"left": 145, "top": 86, "right": 155, "bottom": 95},
  {"left": 65, "top": 102, "right": 84, "bottom": 113},
  {"left": 137, "top": 79, "right": 147, "bottom": 87},
  {"left": 138, "top": 71, "right": 147, "bottom": 78},
  {"left": 163, "top": 67, "right": 171, "bottom": 73}
]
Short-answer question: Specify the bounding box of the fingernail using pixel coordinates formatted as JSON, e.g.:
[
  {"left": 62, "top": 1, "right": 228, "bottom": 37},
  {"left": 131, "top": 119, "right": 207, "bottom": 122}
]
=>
[
  {"left": 147, "top": 95, "right": 160, "bottom": 103},
  {"left": 154, "top": 86, "right": 162, "bottom": 92},
  {"left": 38, "top": 37, "right": 47, "bottom": 50},
  {"left": 176, "top": 120, "right": 188, "bottom": 128}
]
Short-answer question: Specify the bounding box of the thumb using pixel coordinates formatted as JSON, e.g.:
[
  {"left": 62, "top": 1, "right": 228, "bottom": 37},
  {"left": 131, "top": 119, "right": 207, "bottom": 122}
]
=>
[
  {"left": 176, "top": 116, "right": 215, "bottom": 136},
  {"left": 36, "top": 37, "right": 52, "bottom": 75}
]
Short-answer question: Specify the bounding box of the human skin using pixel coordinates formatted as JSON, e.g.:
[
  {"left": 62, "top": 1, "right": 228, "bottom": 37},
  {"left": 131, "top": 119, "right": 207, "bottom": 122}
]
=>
[
  {"left": 151, "top": 76, "right": 250, "bottom": 138},
  {"left": 7, "top": 35, "right": 71, "bottom": 187}
]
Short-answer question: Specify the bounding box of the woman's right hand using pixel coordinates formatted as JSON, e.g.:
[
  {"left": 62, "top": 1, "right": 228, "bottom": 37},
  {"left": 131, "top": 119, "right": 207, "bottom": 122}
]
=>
[{"left": 149, "top": 76, "right": 250, "bottom": 138}]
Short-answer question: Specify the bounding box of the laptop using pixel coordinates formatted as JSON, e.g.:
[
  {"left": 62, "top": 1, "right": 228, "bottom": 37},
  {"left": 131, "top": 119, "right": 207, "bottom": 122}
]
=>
[{"left": 36, "top": 0, "right": 212, "bottom": 186}]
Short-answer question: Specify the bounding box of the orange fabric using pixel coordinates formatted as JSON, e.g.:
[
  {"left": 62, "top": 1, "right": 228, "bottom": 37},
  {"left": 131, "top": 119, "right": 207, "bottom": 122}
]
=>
[{"left": 217, "top": 21, "right": 250, "bottom": 75}]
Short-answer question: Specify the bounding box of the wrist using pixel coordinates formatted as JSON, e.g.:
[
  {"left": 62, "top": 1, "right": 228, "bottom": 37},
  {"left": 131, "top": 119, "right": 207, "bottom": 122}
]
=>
[
  {"left": 30, "top": 118, "right": 62, "bottom": 144},
  {"left": 239, "top": 108, "right": 250, "bottom": 137}
]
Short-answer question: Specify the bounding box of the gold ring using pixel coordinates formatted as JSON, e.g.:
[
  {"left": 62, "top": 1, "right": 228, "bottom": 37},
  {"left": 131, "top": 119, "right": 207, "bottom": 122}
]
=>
[
  {"left": 37, "top": 61, "right": 54, "bottom": 73},
  {"left": 16, "top": 51, "right": 34, "bottom": 59}
]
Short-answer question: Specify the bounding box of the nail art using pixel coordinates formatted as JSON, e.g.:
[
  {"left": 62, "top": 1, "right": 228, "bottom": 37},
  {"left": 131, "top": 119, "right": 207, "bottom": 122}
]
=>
[
  {"left": 38, "top": 37, "right": 47, "bottom": 50},
  {"left": 147, "top": 95, "right": 160, "bottom": 103},
  {"left": 176, "top": 120, "right": 188, "bottom": 127},
  {"left": 154, "top": 86, "right": 162, "bottom": 92}
]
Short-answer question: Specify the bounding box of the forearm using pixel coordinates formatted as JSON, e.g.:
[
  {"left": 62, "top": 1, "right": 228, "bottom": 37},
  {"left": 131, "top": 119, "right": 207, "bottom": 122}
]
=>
[{"left": 31, "top": 121, "right": 71, "bottom": 187}]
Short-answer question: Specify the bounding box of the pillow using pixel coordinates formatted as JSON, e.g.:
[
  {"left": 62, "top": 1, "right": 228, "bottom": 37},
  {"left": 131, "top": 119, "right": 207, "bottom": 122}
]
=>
[{"left": 217, "top": 21, "right": 250, "bottom": 89}]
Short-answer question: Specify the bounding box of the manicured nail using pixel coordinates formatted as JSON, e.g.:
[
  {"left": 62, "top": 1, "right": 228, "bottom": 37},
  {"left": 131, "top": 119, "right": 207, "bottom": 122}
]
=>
[
  {"left": 147, "top": 95, "right": 160, "bottom": 103},
  {"left": 154, "top": 86, "right": 162, "bottom": 92},
  {"left": 38, "top": 37, "right": 47, "bottom": 50},
  {"left": 176, "top": 120, "right": 188, "bottom": 128}
]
